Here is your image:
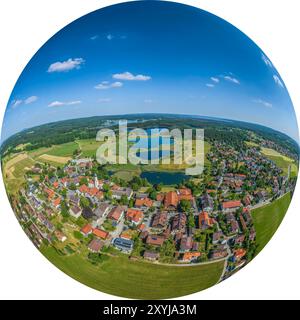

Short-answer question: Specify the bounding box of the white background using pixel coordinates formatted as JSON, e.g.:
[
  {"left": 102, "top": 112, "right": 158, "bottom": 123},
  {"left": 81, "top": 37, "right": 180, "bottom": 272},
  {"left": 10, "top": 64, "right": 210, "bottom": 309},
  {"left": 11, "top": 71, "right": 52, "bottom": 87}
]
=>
[{"left": 0, "top": 0, "right": 299, "bottom": 300}]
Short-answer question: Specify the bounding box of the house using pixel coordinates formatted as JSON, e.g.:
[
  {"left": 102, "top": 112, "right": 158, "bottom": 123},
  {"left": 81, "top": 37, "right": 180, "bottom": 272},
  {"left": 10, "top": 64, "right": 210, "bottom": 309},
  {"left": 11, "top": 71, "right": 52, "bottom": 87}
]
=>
[
  {"left": 94, "top": 203, "right": 110, "bottom": 219},
  {"left": 82, "top": 207, "right": 95, "bottom": 220},
  {"left": 181, "top": 252, "right": 201, "bottom": 263},
  {"left": 93, "top": 228, "right": 109, "bottom": 240},
  {"left": 111, "top": 187, "right": 133, "bottom": 200},
  {"left": 52, "top": 197, "right": 61, "bottom": 209},
  {"left": 126, "top": 208, "right": 143, "bottom": 225},
  {"left": 200, "top": 194, "right": 214, "bottom": 212},
  {"left": 81, "top": 224, "right": 93, "bottom": 236},
  {"left": 222, "top": 200, "right": 242, "bottom": 212},
  {"left": 151, "top": 212, "right": 168, "bottom": 229},
  {"left": 230, "top": 220, "right": 240, "bottom": 234},
  {"left": 69, "top": 205, "right": 82, "bottom": 219},
  {"left": 164, "top": 191, "right": 179, "bottom": 210},
  {"left": 107, "top": 206, "right": 124, "bottom": 223},
  {"left": 135, "top": 197, "right": 153, "bottom": 208},
  {"left": 234, "top": 234, "right": 245, "bottom": 245},
  {"left": 79, "top": 184, "right": 89, "bottom": 195},
  {"left": 178, "top": 188, "right": 194, "bottom": 201},
  {"left": 210, "top": 249, "right": 228, "bottom": 260},
  {"left": 212, "top": 231, "right": 223, "bottom": 244},
  {"left": 146, "top": 235, "right": 165, "bottom": 246},
  {"left": 138, "top": 223, "right": 146, "bottom": 232},
  {"left": 198, "top": 211, "right": 214, "bottom": 229},
  {"left": 171, "top": 213, "right": 187, "bottom": 233},
  {"left": 54, "top": 230, "right": 67, "bottom": 242},
  {"left": 88, "top": 239, "right": 104, "bottom": 253},
  {"left": 179, "top": 236, "right": 193, "bottom": 252},
  {"left": 113, "top": 237, "right": 134, "bottom": 253},
  {"left": 143, "top": 251, "right": 159, "bottom": 261},
  {"left": 234, "top": 248, "right": 247, "bottom": 261}
]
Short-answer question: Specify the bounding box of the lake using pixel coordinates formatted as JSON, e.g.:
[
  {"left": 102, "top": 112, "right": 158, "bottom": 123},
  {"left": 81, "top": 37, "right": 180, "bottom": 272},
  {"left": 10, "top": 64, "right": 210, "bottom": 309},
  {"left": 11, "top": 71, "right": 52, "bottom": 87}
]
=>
[{"left": 140, "top": 171, "right": 189, "bottom": 185}]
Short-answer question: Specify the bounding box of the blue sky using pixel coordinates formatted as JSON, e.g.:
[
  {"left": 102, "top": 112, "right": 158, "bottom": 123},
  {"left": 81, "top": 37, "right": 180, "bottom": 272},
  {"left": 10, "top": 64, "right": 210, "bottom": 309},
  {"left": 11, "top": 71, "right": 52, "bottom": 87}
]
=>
[{"left": 1, "top": 0, "right": 299, "bottom": 142}]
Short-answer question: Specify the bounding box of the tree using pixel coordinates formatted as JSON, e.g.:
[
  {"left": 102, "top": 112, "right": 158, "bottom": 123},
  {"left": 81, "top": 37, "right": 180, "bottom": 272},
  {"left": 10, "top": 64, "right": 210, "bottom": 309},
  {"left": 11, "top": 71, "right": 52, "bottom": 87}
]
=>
[
  {"left": 119, "top": 194, "right": 129, "bottom": 205},
  {"left": 80, "top": 196, "right": 90, "bottom": 208},
  {"left": 179, "top": 199, "right": 191, "bottom": 212},
  {"left": 61, "top": 201, "right": 69, "bottom": 218},
  {"left": 187, "top": 212, "right": 195, "bottom": 228},
  {"left": 160, "top": 237, "right": 176, "bottom": 263},
  {"left": 149, "top": 189, "right": 157, "bottom": 200},
  {"left": 80, "top": 177, "right": 88, "bottom": 186}
]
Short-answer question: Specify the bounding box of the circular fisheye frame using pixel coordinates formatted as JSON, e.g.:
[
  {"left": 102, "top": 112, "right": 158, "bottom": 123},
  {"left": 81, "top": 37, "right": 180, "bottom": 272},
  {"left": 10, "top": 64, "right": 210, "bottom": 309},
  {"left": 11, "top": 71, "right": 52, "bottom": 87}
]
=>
[{"left": 1, "top": 1, "right": 299, "bottom": 299}]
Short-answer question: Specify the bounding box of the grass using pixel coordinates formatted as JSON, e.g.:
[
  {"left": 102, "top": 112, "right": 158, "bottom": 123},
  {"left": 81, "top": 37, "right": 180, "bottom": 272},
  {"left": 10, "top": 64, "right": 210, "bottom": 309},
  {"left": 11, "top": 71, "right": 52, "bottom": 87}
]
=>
[
  {"left": 261, "top": 147, "right": 298, "bottom": 177},
  {"left": 41, "top": 246, "right": 224, "bottom": 299},
  {"left": 76, "top": 139, "right": 102, "bottom": 157},
  {"left": 252, "top": 192, "right": 291, "bottom": 255},
  {"left": 46, "top": 142, "right": 79, "bottom": 157}
]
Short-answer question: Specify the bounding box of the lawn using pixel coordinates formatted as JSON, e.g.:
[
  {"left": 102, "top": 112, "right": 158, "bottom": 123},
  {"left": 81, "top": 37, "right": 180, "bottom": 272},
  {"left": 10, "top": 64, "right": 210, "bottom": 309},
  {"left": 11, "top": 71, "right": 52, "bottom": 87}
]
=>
[
  {"left": 261, "top": 147, "right": 298, "bottom": 177},
  {"left": 252, "top": 193, "right": 291, "bottom": 255},
  {"left": 41, "top": 246, "right": 224, "bottom": 299}
]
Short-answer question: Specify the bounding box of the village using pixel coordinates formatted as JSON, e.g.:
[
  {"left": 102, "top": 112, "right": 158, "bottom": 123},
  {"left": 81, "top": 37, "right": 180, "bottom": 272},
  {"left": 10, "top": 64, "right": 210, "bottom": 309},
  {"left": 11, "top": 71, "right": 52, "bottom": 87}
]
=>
[{"left": 13, "top": 139, "right": 294, "bottom": 278}]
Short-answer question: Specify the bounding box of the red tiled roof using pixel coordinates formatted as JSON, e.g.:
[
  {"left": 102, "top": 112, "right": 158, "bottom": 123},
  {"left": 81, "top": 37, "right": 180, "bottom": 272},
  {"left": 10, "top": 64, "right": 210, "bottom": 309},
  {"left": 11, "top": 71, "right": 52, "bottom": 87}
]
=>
[
  {"left": 79, "top": 184, "right": 89, "bottom": 194},
  {"left": 81, "top": 224, "right": 92, "bottom": 235},
  {"left": 53, "top": 197, "right": 61, "bottom": 207},
  {"left": 126, "top": 208, "right": 143, "bottom": 223},
  {"left": 164, "top": 191, "right": 178, "bottom": 208},
  {"left": 222, "top": 200, "right": 241, "bottom": 209},
  {"left": 135, "top": 198, "right": 153, "bottom": 207},
  {"left": 93, "top": 228, "right": 109, "bottom": 239},
  {"left": 182, "top": 252, "right": 201, "bottom": 261},
  {"left": 53, "top": 181, "right": 59, "bottom": 189}
]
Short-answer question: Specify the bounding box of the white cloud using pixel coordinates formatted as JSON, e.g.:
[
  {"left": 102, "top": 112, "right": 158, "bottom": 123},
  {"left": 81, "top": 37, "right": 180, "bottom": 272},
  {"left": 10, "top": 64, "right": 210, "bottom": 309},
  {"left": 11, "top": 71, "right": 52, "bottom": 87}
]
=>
[
  {"left": 47, "top": 58, "right": 85, "bottom": 73},
  {"left": 113, "top": 71, "right": 151, "bottom": 81},
  {"left": 90, "top": 35, "right": 99, "bottom": 40},
  {"left": 48, "top": 100, "right": 82, "bottom": 107},
  {"left": 11, "top": 99, "right": 23, "bottom": 108},
  {"left": 107, "top": 34, "right": 113, "bottom": 40},
  {"left": 211, "top": 77, "right": 220, "bottom": 83},
  {"left": 24, "top": 96, "right": 38, "bottom": 104},
  {"left": 262, "top": 53, "right": 273, "bottom": 68},
  {"left": 206, "top": 83, "right": 215, "bottom": 88},
  {"left": 98, "top": 98, "right": 111, "bottom": 103},
  {"left": 273, "top": 75, "right": 284, "bottom": 88},
  {"left": 223, "top": 75, "right": 240, "bottom": 84},
  {"left": 254, "top": 99, "right": 273, "bottom": 108},
  {"left": 94, "top": 81, "right": 123, "bottom": 90}
]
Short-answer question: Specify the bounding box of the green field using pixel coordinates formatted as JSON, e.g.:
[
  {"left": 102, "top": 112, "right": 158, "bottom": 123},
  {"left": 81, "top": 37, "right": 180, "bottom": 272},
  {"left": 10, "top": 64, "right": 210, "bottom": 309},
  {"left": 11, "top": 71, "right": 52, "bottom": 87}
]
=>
[
  {"left": 76, "top": 139, "right": 102, "bottom": 157},
  {"left": 41, "top": 246, "right": 224, "bottom": 299},
  {"left": 261, "top": 147, "right": 298, "bottom": 178},
  {"left": 46, "top": 142, "right": 79, "bottom": 157},
  {"left": 252, "top": 192, "right": 291, "bottom": 255}
]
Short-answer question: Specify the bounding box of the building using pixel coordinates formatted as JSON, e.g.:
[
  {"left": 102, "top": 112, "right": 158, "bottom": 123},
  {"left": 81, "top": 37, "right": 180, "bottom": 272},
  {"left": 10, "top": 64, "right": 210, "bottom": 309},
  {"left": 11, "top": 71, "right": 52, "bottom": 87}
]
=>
[
  {"left": 69, "top": 205, "right": 82, "bottom": 219},
  {"left": 181, "top": 252, "right": 201, "bottom": 262},
  {"left": 164, "top": 191, "right": 179, "bottom": 210},
  {"left": 222, "top": 200, "right": 242, "bottom": 212},
  {"left": 198, "top": 211, "right": 214, "bottom": 229},
  {"left": 94, "top": 203, "right": 110, "bottom": 219},
  {"left": 151, "top": 212, "right": 168, "bottom": 229},
  {"left": 171, "top": 213, "right": 187, "bottom": 233},
  {"left": 107, "top": 206, "right": 124, "bottom": 223},
  {"left": 146, "top": 235, "right": 165, "bottom": 246},
  {"left": 143, "top": 251, "right": 159, "bottom": 261},
  {"left": 200, "top": 194, "right": 214, "bottom": 212},
  {"left": 135, "top": 197, "right": 153, "bottom": 208},
  {"left": 126, "top": 208, "right": 143, "bottom": 225},
  {"left": 179, "top": 236, "right": 193, "bottom": 252},
  {"left": 88, "top": 239, "right": 104, "bottom": 253},
  {"left": 54, "top": 230, "right": 67, "bottom": 242},
  {"left": 81, "top": 224, "right": 93, "bottom": 236},
  {"left": 113, "top": 237, "right": 134, "bottom": 253},
  {"left": 93, "top": 228, "right": 109, "bottom": 240},
  {"left": 111, "top": 187, "right": 133, "bottom": 200}
]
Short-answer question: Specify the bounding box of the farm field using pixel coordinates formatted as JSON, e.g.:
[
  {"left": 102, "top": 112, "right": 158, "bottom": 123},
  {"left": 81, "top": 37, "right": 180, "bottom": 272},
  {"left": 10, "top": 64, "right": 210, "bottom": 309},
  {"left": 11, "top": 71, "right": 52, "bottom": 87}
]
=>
[
  {"left": 261, "top": 147, "right": 298, "bottom": 177},
  {"left": 251, "top": 192, "right": 291, "bottom": 255},
  {"left": 46, "top": 142, "right": 79, "bottom": 157},
  {"left": 76, "top": 139, "right": 102, "bottom": 157},
  {"left": 41, "top": 246, "right": 224, "bottom": 299}
]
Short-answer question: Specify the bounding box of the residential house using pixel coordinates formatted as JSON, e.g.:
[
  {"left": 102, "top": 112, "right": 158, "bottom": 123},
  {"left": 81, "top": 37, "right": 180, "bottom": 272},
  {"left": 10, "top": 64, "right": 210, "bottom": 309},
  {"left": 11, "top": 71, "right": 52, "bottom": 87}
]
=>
[
  {"left": 151, "top": 212, "right": 168, "bottom": 229},
  {"left": 126, "top": 208, "right": 143, "bottom": 225},
  {"left": 107, "top": 206, "right": 124, "bottom": 224},
  {"left": 88, "top": 239, "right": 104, "bottom": 253},
  {"left": 164, "top": 191, "right": 179, "bottom": 210},
  {"left": 93, "top": 228, "right": 109, "bottom": 240},
  {"left": 222, "top": 200, "right": 242, "bottom": 212},
  {"left": 143, "top": 251, "right": 159, "bottom": 261},
  {"left": 113, "top": 237, "right": 134, "bottom": 253},
  {"left": 181, "top": 252, "right": 201, "bottom": 263},
  {"left": 146, "top": 235, "right": 165, "bottom": 246},
  {"left": 69, "top": 205, "right": 82, "bottom": 219}
]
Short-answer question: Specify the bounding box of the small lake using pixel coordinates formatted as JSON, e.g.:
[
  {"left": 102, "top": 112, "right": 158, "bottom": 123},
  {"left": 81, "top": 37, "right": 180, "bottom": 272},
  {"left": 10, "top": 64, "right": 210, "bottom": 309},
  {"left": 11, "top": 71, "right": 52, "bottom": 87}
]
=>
[{"left": 140, "top": 171, "right": 189, "bottom": 185}]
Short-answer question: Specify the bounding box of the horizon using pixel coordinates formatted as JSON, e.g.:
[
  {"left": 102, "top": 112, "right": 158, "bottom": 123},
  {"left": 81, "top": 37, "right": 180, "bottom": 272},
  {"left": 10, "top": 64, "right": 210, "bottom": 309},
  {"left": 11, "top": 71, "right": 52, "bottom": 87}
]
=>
[
  {"left": 1, "top": 1, "right": 299, "bottom": 143},
  {"left": 1, "top": 112, "right": 299, "bottom": 148}
]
